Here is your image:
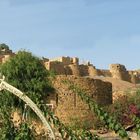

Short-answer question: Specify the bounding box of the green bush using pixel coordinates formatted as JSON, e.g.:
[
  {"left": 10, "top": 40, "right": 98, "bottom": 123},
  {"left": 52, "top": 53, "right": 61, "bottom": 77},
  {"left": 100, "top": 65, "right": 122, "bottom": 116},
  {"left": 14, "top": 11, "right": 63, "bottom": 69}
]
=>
[{"left": 0, "top": 50, "right": 54, "bottom": 108}]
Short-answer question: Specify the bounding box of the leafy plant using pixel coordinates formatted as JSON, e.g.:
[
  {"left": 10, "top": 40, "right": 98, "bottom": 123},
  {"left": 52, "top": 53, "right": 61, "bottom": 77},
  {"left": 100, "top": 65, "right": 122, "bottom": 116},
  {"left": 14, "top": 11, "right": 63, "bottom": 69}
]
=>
[
  {"left": 0, "top": 50, "right": 54, "bottom": 110},
  {"left": 0, "top": 106, "right": 15, "bottom": 140},
  {"left": 0, "top": 105, "right": 34, "bottom": 140},
  {"left": 15, "top": 122, "right": 34, "bottom": 140}
]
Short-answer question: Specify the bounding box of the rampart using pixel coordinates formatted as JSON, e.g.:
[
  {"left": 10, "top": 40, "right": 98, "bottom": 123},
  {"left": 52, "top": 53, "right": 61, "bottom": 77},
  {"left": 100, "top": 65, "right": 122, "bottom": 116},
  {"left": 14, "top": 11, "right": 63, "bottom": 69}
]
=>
[
  {"left": 44, "top": 61, "right": 65, "bottom": 75},
  {"left": 48, "top": 75, "right": 112, "bottom": 124},
  {"left": 49, "top": 56, "right": 79, "bottom": 65},
  {"left": 109, "top": 64, "right": 131, "bottom": 82},
  {"left": 44, "top": 56, "right": 140, "bottom": 84}
]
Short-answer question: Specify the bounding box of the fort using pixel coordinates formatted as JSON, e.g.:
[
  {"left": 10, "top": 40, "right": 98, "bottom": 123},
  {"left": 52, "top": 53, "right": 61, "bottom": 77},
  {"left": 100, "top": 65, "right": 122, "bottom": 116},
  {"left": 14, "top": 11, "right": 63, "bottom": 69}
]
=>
[
  {"left": 42, "top": 56, "right": 140, "bottom": 124},
  {"left": 43, "top": 56, "right": 140, "bottom": 84}
]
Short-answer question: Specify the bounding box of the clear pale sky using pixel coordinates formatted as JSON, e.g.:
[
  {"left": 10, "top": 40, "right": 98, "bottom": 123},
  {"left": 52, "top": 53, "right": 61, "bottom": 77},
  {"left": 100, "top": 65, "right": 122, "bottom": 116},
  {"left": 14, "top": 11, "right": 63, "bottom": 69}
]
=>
[{"left": 0, "top": 0, "right": 140, "bottom": 70}]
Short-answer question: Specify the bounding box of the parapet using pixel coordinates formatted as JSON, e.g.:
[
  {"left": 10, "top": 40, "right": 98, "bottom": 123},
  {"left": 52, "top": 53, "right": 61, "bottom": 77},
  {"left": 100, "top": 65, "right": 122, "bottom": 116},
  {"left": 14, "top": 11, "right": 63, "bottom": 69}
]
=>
[
  {"left": 49, "top": 56, "right": 79, "bottom": 65},
  {"left": 44, "top": 61, "right": 65, "bottom": 75}
]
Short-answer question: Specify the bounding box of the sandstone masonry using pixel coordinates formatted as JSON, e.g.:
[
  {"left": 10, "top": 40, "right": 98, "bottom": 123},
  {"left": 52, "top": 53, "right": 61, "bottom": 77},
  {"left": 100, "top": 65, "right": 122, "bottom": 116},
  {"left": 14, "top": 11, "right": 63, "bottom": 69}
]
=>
[
  {"left": 47, "top": 75, "right": 112, "bottom": 124},
  {"left": 43, "top": 56, "right": 140, "bottom": 84}
]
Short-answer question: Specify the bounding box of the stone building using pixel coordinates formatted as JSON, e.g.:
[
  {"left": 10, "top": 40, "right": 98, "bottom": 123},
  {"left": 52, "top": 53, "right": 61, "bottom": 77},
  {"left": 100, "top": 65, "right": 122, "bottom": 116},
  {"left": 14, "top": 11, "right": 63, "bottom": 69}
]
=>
[{"left": 0, "top": 44, "right": 15, "bottom": 63}]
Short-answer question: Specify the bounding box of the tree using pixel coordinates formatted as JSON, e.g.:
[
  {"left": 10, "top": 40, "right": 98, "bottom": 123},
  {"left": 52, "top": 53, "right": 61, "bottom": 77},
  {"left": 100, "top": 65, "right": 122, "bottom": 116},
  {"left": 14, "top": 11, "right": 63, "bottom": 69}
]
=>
[
  {"left": 0, "top": 43, "right": 9, "bottom": 50},
  {"left": 0, "top": 106, "right": 34, "bottom": 140},
  {"left": 0, "top": 50, "right": 55, "bottom": 139},
  {"left": 0, "top": 43, "right": 11, "bottom": 55},
  {"left": 0, "top": 50, "right": 54, "bottom": 107},
  {"left": 14, "top": 122, "right": 34, "bottom": 140}
]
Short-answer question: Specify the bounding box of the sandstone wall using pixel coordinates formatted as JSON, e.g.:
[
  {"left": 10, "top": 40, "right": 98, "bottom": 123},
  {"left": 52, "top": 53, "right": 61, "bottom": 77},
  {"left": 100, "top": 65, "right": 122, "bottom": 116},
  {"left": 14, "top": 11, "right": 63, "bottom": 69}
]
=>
[
  {"left": 72, "top": 57, "right": 79, "bottom": 65},
  {"left": 49, "top": 56, "right": 71, "bottom": 65},
  {"left": 49, "top": 56, "right": 79, "bottom": 66},
  {"left": 79, "top": 65, "right": 89, "bottom": 76},
  {"left": 88, "top": 66, "right": 99, "bottom": 77},
  {"left": 2, "top": 55, "right": 11, "bottom": 63},
  {"left": 44, "top": 61, "right": 65, "bottom": 75},
  {"left": 64, "top": 65, "right": 73, "bottom": 75},
  {"left": 99, "top": 69, "right": 112, "bottom": 77},
  {"left": 128, "top": 71, "right": 140, "bottom": 84},
  {"left": 110, "top": 64, "right": 131, "bottom": 82},
  {"left": 50, "top": 75, "right": 112, "bottom": 124},
  {"left": 67, "top": 64, "right": 80, "bottom": 76},
  {"left": 44, "top": 59, "right": 140, "bottom": 84}
]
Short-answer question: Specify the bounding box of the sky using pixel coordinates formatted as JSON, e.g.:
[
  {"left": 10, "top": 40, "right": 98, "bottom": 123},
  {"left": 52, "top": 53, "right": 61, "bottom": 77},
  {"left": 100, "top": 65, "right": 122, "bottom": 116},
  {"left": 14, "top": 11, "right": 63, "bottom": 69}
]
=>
[{"left": 0, "top": 0, "right": 140, "bottom": 70}]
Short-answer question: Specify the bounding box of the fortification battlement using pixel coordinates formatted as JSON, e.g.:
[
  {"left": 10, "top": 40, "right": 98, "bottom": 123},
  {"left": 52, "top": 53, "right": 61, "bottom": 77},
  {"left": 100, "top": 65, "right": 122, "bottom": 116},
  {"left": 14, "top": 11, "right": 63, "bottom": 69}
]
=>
[
  {"left": 49, "top": 56, "right": 79, "bottom": 65},
  {"left": 110, "top": 64, "right": 127, "bottom": 72},
  {"left": 44, "top": 57, "right": 140, "bottom": 84}
]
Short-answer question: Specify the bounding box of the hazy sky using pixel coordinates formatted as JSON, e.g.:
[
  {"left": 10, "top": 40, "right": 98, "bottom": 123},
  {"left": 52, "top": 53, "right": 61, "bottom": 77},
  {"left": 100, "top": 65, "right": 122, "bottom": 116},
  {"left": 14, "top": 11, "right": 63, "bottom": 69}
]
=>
[{"left": 0, "top": 0, "right": 140, "bottom": 70}]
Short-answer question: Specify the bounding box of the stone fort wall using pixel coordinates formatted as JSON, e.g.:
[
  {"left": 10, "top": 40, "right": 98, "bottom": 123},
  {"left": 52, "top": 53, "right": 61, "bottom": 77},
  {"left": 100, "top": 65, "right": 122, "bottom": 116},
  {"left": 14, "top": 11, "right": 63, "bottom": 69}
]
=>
[
  {"left": 48, "top": 75, "right": 112, "bottom": 124},
  {"left": 44, "top": 56, "right": 140, "bottom": 84}
]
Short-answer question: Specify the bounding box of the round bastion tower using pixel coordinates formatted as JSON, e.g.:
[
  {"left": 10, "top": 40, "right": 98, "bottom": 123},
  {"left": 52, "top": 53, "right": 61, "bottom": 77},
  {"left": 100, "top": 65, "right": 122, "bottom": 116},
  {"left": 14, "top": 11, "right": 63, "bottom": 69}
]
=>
[{"left": 109, "top": 64, "right": 131, "bottom": 82}]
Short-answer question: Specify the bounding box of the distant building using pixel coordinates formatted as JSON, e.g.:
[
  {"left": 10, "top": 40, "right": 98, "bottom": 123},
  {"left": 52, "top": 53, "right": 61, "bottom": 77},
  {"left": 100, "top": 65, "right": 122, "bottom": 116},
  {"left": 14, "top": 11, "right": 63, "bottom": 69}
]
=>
[{"left": 0, "top": 44, "right": 15, "bottom": 63}]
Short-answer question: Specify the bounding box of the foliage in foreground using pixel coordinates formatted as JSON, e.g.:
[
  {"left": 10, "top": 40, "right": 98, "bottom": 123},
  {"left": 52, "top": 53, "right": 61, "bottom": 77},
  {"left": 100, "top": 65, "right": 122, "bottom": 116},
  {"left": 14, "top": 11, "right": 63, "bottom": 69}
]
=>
[
  {"left": 0, "top": 106, "right": 34, "bottom": 140},
  {"left": 0, "top": 50, "right": 54, "bottom": 108},
  {"left": 105, "top": 89, "right": 140, "bottom": 136},
  {"left": 0, "top": 50, "right": 55, "bottom": 139}
]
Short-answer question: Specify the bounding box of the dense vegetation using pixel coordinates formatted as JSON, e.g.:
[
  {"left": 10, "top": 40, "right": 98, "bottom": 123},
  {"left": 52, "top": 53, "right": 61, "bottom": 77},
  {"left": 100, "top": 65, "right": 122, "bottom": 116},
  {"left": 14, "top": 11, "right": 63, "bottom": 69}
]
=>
[
  {"left": 0, "top": 50, "right": 53, "bottom": 107},
  {"left": 0, "top": 50, "right": 54, "bottom": 139}
]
